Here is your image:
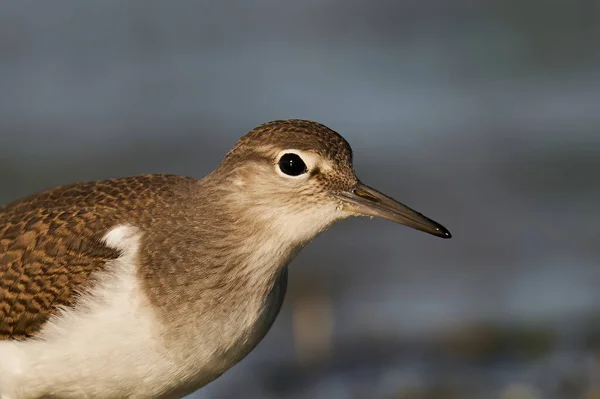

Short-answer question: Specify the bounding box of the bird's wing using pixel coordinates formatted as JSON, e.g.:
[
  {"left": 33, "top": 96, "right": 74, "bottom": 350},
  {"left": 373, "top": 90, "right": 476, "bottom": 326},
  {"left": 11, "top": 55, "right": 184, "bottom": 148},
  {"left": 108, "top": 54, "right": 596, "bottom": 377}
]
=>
[
  {"left": 0, "top": 183, "right": 125, "bottom": 340},
  {"left": 0, "top": 174, "right": 197, "bottom": 340}
]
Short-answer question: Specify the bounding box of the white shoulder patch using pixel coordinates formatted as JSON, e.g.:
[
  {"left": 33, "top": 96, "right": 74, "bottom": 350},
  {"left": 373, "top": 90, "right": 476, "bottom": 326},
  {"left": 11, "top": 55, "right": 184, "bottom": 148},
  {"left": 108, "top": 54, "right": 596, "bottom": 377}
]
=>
[{"left": 102, "top": 224, "right": 141, "bottom": 252}]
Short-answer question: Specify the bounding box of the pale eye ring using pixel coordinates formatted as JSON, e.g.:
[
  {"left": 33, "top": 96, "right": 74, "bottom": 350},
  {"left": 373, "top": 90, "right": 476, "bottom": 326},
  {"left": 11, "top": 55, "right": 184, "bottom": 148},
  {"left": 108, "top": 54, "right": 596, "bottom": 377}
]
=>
[{"left": 278, "top": 153, "right": 308, "bottom": 176}]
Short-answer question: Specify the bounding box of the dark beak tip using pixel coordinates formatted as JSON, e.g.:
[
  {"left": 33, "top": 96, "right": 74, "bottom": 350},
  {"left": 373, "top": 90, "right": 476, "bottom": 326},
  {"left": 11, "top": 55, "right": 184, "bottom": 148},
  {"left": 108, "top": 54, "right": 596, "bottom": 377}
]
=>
[
  {"left": 345, "top": 182, "right": 452, "bottom": 239},
  {"left": 438, "top": 229, "right": 452, "bottom": 239},
  {"left": 433, "top": 224, "right": 452, "bottom": 239}
]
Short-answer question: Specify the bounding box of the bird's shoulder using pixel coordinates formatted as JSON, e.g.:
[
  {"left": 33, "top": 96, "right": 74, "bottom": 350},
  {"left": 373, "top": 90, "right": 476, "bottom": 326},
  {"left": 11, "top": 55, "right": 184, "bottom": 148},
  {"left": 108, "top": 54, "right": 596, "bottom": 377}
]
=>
[{"left": 0, "top": 173, "right": 197, "bottom": 340}]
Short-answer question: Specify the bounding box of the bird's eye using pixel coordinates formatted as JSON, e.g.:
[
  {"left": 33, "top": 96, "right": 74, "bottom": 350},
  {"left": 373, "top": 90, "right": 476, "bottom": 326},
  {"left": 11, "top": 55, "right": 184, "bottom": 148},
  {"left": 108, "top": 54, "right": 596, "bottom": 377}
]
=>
[{"left": 278, "top": 153, "right": 308, "bottom": 176}]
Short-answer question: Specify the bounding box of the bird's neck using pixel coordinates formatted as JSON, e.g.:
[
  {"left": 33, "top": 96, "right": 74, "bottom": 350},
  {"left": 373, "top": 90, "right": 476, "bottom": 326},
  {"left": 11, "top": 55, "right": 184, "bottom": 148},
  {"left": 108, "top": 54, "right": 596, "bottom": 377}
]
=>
[
  {"left": 188, "top": 171, "right": 339, "bottom": 283},
  {"left": 136, "top": 174, "right": 339, "bottom": 374},
  {"left": 145, "top": 177, "right": 320, "bottom": 318},
  {"left": 189, "top": 193, "right": 309, "bottom": 297}
]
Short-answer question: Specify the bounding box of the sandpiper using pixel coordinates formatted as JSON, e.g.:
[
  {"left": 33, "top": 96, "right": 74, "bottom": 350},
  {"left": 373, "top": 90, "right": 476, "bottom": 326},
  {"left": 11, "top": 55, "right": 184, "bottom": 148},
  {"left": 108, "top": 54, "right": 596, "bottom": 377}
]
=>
[{"left": 0, "top": 120, "right": 450, "bottom": 398}]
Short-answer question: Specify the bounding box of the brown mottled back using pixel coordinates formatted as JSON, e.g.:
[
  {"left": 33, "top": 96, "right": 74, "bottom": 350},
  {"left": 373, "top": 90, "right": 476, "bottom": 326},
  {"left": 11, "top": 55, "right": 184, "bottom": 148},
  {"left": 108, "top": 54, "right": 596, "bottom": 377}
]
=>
[{"left": 0, "top": 174, "right": 196, "bottom": 339}]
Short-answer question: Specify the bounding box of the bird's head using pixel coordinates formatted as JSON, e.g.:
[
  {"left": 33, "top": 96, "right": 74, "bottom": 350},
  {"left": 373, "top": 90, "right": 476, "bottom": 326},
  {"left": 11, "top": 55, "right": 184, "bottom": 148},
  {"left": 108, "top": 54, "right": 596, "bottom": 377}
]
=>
[{"left": 214, "top": 119, "right": 450, "bottom": 244}]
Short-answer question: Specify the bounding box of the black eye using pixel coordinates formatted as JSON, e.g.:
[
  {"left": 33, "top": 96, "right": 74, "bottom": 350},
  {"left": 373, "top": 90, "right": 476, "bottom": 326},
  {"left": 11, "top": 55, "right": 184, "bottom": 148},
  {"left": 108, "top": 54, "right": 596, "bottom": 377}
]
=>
[{"left": 278, "top": 153, "right": 308, "bottom": 176}]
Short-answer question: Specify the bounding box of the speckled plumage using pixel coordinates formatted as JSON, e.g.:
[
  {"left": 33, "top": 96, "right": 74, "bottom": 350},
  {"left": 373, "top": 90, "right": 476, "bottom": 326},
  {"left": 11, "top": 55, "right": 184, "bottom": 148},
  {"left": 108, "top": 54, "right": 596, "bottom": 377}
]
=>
[{"left": 0, "top": 174, "right": 197, "bottom": 339}]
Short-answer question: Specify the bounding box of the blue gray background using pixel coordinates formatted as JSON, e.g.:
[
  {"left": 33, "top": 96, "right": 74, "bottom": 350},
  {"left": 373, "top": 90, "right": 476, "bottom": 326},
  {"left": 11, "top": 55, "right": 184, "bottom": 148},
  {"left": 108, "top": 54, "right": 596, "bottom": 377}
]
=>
[{"left": 1, "top": 2, "right": 599, "bottom": 398}]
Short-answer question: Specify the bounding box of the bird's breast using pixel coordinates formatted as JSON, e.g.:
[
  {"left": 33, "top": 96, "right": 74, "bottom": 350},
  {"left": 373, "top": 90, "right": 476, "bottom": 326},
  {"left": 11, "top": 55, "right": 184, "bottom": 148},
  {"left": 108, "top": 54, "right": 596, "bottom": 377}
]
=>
[{"left": 159, "top": 267, "right": 289, "bottom": 397}]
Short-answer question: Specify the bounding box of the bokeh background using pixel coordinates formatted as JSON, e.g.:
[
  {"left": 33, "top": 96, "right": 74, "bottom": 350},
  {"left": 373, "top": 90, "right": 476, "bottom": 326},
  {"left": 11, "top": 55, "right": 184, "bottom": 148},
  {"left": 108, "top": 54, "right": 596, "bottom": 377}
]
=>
[{"left": 1, "top": 1, "right": 599, "bottom": 398}]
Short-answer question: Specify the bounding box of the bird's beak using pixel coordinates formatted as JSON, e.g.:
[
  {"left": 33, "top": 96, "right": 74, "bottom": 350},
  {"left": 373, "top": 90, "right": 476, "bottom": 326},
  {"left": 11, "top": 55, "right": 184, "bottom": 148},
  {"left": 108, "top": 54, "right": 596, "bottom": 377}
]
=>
[{"left": 337, "top": 182, "right": 451, "bottom": 239}]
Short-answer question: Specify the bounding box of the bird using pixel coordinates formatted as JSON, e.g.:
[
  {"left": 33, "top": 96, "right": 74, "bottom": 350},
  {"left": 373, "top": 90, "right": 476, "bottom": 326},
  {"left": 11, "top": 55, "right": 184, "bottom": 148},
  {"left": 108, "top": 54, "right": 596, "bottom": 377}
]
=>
[{"left": 0, "top": 119, "right": 450, "bottom": 399}]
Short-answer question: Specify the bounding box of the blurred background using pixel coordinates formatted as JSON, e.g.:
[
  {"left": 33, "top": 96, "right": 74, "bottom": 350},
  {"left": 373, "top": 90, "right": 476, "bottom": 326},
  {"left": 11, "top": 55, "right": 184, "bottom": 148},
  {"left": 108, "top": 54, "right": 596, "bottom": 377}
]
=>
[{"left": 1, "top": 1, "right": 599, "bottom": 398}]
